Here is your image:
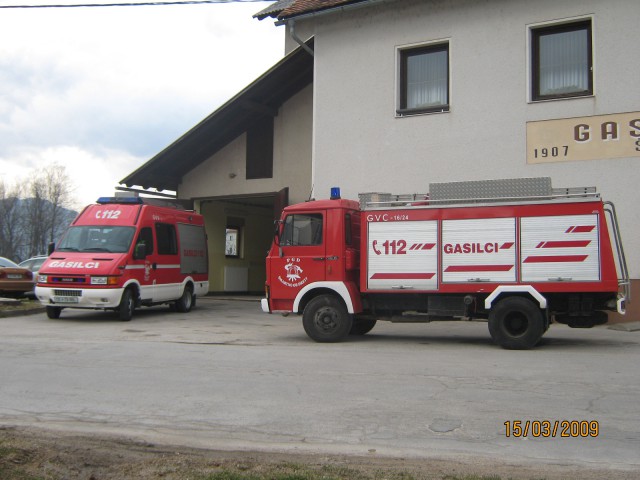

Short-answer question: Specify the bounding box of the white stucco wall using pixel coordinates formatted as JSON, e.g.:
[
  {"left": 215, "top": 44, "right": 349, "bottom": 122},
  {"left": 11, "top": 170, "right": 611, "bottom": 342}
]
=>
[
  {"left": 179, "top": 83, "right": 313, "bottom": 205},
  {"left": 299, "top": 0, "right": 640, "bottom": 277}
]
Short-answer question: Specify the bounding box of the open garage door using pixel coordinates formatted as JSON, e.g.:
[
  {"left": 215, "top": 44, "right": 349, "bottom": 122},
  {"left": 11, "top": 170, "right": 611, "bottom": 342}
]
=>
[{"left": 199, "top": 189, "right": 288, "bottom": 294}]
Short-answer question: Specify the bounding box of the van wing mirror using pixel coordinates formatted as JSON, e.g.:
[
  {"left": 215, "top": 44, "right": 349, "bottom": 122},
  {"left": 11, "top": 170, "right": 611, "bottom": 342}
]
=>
[
  {"left": 133, "top": 242, "right": 147, "bottom": 260},
  {"left": 47, "top": 242, "right": 55, "bottom": 255}
]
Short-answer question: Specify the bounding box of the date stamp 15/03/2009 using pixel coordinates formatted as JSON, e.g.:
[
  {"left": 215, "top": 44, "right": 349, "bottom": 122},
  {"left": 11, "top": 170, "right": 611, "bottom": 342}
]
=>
[{"left": 504, "top": 420, "right": 599, "bottom": 438}]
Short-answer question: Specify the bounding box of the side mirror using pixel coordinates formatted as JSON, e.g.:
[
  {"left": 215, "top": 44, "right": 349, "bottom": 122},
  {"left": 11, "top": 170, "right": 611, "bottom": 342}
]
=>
[
  {"left": 273, "top": 219, "right": 283, "bottom": 246},
  {"left": 47, "top": 242, "right": 55, "bottom": 255},
  {"left": 133, "top": 242, "right": 147, "bottom": 260}
]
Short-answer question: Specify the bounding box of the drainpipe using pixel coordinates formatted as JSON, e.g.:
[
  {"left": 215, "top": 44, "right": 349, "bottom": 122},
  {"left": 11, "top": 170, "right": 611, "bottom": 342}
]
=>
[
  {"left": 288, "top": 19, "right": 314, "bottom": 56},
  {"left": 280, "top": 0, "right": 392, "bottom": 57}
]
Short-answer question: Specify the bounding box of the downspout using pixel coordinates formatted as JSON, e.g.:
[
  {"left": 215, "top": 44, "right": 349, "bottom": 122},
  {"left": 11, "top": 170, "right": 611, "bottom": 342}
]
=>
[
  {"left": 280, "top": 0, "right": 393, "bottom": 57},
  {"left": 288, "top": 19, "right": 314, "bottom": 56}
]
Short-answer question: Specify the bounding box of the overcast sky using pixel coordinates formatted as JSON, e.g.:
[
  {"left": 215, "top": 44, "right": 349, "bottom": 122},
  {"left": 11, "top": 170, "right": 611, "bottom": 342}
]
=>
[{"left": 0, "top": 0, "right": 284, "bottom": 208}]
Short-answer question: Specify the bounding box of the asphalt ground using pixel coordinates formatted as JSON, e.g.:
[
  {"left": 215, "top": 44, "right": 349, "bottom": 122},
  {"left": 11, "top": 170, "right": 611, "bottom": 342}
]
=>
[{"left": 1, "top": 296, "right": 639, "bottom": 476}]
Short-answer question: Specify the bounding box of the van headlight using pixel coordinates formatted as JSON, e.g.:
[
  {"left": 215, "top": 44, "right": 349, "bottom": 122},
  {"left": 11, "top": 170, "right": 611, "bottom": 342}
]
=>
[{"left": 37, "top": 275, "right": 47, "bottom": 283}]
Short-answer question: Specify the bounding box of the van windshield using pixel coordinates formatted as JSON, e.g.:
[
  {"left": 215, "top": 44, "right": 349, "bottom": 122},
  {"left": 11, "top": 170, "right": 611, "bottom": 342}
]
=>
[{"left": 57, "top": 226, "right": 136, "bottom": 254}]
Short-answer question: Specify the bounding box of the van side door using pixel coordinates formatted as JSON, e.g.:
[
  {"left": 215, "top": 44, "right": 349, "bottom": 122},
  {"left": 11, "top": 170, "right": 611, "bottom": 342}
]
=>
[{"left": 130, "top": 226, "right": 156, "bottom": 302}]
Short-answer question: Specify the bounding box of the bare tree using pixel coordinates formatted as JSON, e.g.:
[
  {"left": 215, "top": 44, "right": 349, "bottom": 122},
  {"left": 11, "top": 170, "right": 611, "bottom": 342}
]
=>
[
  {"left": 0, "top": 179, "right": 26, "bottom": 260},
  {"left": 42, "top": 164, "right": 74, "bottom": 245},
  {"left": 23, "top": 164, "right": 77, "bottom": 258}
]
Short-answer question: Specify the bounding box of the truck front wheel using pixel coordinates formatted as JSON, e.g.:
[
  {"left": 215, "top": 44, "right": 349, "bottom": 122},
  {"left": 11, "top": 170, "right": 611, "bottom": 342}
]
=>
[
  {"left": 350, "top": 317, "right": 377, "bottom": 336},
  {"left": 488, "top": 296, "right": 545, "bottom": 350},
  {"left": 303, "top": 295, "right": 353, "bottom": 343}
]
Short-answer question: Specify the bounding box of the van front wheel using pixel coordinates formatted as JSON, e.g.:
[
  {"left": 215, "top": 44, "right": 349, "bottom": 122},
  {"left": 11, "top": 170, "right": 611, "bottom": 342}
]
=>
[
  {"left": 118, "top": 289, "right": 135, "bottom": 321},
  {"left": 46, "top": 306, "right": 62, "bottom": 319}
]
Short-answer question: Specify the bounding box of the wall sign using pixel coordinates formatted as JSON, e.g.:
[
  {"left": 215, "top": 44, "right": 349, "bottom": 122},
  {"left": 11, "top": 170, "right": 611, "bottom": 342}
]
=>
[{"left": 527, "top": 112, "right": 640, "bottom": 164}]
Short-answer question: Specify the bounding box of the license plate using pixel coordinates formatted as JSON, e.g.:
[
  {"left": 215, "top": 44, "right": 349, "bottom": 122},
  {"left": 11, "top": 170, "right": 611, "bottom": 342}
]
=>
[
  {"left": 53, "top": 296, "right": 79, "bottom": 304},
  {"left": 8, "top": 274, "right": 22, "bottom": 279}
]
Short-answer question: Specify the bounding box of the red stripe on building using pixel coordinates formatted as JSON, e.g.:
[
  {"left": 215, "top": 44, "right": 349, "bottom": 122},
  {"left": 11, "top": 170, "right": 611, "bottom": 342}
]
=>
[
  {"left": 523, "top": 255, "right": 588, "bottom": 263},
  {"left": 371, "top": 272, "right": 436, "bottom": 279},
  {"left": 422, "top": 243, "right": 436, "bottom": 250},
  {"left": 500, "top": 242, "right": 514, "bottom": 249},
  {"left": 444, "top": 265, "right": 514, "bottom": 272}
]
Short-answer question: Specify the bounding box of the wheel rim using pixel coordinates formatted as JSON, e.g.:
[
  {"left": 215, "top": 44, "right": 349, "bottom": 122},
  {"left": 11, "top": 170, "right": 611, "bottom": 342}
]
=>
[
  {"left": 504, "top": 311, "right": 529, "bottom": 337},
  {"left": 314, "top": 306, "right": 339, "bottom": 333}
]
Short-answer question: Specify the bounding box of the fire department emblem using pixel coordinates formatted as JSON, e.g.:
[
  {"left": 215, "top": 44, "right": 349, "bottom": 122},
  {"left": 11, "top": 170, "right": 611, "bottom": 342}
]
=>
[
  {"left": 285, "top": 260, "right": 303, "bottom": 281},
  {"left": 278, "top": 258, "right": 308, "bottom": 288}
]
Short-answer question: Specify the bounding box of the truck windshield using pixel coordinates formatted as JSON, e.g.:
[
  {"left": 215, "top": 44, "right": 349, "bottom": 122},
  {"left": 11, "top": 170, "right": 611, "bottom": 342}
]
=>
[{"left": 57, "top": 226, "right": 136, "bottom": 254}]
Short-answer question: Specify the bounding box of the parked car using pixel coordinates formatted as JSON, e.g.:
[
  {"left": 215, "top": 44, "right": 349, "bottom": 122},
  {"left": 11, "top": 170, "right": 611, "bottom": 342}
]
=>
[
  {"left": 19, "top": 255, "right": 48, "bottom": 278},
  {"left": 0, "top": 256, "right": 35, "bottom": 296}
]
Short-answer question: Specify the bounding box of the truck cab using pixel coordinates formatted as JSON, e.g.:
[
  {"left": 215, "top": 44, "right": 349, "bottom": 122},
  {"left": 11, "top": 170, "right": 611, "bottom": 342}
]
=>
[{"left": 262, "top": 193, "right": 362, "bottom": 339}]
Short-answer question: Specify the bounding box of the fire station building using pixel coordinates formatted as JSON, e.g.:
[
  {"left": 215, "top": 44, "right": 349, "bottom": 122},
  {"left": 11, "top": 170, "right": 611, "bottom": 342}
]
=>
[{"left": 120, "top": 0, "right": 640, "bottom": 320}]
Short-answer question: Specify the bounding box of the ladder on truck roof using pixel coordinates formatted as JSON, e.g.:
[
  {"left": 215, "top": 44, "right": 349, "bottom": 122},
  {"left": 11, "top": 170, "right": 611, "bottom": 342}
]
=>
[{"left": 359, "top": 177, "right": 599, "bottom": 210}]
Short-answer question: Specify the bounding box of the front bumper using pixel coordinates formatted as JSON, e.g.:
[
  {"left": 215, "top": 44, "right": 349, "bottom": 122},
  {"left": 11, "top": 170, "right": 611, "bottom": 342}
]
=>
[
  {"left": 35, "top": 286, "right": 124, "bottom": 309},
  {"left": 261, "top": 298, "right": 270, "bottom": 313}
]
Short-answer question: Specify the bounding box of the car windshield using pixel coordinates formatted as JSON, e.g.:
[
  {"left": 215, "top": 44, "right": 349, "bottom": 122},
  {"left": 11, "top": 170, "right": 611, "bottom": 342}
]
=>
[{"left": 57, "top": 226, "right": 136, "bottom": 254}]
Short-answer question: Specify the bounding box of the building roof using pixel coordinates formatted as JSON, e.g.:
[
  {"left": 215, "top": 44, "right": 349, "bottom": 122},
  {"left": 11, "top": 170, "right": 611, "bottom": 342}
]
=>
[
  {"left": 255, "top": 0, "right": 371, "bottom": 21},
  {"left": 253, "top": 0, "right": 296, "bottom": 20},
  {"left": 119, "top": 40, "right": 314, "bottom": 192}
]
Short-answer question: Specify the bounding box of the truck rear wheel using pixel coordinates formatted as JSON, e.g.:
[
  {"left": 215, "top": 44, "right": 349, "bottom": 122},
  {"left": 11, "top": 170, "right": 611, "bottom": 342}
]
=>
[
  {"left": 118, "top": 289, "right": 135, "bottom": 321},
  {"left": 488, "top": 296, "right": 545, "bottom": 350},
  {"left": 303, "top": 295, "right": 352, "bottom": 342}
]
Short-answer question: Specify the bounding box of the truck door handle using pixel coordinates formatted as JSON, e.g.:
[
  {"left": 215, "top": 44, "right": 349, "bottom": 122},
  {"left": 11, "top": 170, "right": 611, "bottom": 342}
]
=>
[
  {"left": 312, "top": 257, "right": 325, "bottom": 261},
  {"left": 152, "top": 263, "right": 158, "bottom": 270}
]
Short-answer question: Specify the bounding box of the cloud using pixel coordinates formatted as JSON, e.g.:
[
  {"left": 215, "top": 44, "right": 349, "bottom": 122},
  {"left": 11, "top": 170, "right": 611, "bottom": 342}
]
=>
[
  {"left": 0, "top": 145, "right": 144, "bottom": 209},
  {"left": 0, "top": 2, "right": 284, "bottom": 204}
]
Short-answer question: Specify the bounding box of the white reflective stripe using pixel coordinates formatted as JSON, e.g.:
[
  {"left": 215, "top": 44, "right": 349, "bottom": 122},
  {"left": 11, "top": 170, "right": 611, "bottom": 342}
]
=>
[
  {"left": 485, "top": 285, "right": 547, "bottom": 309},
  {"left": 293, "top": 282, "right": 355, "bottom": 313},
  {"left": 156, "top": 264, "right": 180, "bottom": 269},
  {"left": 124, "top": 265, "right": 145, "bottom": 270}
]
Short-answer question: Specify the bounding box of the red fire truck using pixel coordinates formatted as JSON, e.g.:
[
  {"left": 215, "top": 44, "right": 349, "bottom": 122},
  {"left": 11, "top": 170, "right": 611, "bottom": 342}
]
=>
[
  {"left": 262, "top": 178, "right": 629, "bottom": 349},
  {"left": 35, "top": 196, "right": 209, "bottom": 321}
]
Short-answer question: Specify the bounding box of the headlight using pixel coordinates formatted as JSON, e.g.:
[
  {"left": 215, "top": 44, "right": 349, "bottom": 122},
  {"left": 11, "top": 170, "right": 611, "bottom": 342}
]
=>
[{"left": 37, "top": 275, "right": 47, "bottom": 283}]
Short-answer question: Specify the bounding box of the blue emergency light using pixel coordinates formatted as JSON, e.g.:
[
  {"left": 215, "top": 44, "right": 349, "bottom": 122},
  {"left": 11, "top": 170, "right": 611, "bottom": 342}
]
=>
[
  {"left": 330, "top": 187, "right": 341, "bottom": 200},
  {"left": 96, "top": 197, "right": 144, "bottom": 205}
]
